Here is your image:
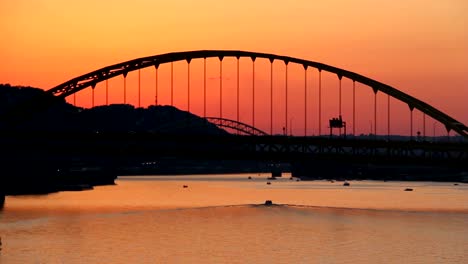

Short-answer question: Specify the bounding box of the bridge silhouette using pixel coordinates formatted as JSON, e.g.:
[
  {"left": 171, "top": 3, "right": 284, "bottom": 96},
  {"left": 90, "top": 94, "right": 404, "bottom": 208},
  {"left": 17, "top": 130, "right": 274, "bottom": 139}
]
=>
[
  {"left": 1, "top": 50, "right": 468, "bottom": 199},
  {"left": 47, "top": 50, "right": 468, "bottom": 138}
]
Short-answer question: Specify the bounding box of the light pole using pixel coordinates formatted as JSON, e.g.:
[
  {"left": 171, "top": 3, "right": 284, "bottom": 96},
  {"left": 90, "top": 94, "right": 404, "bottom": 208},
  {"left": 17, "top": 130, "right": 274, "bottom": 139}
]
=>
[{"left": 433, "top": 122, "right": 436, "bottom": 142}]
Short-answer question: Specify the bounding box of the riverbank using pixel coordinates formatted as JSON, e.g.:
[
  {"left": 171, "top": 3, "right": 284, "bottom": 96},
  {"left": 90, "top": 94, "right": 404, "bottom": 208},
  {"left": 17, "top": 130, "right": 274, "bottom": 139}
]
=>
[
  {"left": 2, "top": 163, "right": 467, "bottom": 197},
  {"left": 291, "top": 161, "right": 468, "bottom": 183},
  {"left": 2, "top": 166, "right": 117, "bottom": 196}
]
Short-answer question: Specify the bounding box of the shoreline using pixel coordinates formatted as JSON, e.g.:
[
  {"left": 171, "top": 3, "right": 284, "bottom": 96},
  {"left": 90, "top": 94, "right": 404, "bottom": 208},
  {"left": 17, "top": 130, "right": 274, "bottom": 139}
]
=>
[{"left": 2, "top": 172, "right": 467, "bottom": 197}]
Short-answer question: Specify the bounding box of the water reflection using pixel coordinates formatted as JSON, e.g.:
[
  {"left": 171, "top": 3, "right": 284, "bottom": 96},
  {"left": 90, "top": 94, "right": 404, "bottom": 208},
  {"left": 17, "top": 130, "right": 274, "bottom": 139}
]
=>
[{"left": 1, "top": 174, "right": 468, "bottom": 263}]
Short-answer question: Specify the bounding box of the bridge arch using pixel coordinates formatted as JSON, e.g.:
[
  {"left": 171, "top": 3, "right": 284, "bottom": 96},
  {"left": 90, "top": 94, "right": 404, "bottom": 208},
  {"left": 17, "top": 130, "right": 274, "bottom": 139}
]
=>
[
  {"left": 47, "top": 50, "right": 468, "bottom": 138},
  {"left": 205, "top": 117, "right": 268, "bottom": 136}
]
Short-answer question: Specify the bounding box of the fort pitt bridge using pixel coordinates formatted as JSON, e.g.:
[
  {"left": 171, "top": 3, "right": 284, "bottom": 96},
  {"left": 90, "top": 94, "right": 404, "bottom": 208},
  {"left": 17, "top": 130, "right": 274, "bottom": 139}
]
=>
[{"left": 1, "top": 50, "right": 467, "bottom": 199}]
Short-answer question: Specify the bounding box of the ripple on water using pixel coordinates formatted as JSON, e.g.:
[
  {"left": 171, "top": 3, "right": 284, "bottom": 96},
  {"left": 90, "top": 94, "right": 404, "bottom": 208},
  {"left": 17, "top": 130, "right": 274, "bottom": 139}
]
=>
[{"left": 1, "top": 176, "right": 468, "bottom": 263}]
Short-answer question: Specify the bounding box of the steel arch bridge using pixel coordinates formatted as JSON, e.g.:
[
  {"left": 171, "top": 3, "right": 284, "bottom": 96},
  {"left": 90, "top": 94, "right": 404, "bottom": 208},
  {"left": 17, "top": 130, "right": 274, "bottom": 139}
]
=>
[
  {"left": 46, "top": 50, "right": 468, "bottom": 138},
  {"left": 205, "top": 117, "right": 268, "bottom": 136},
  {"left": 147, "top": 116, "right": 268, "bottom": 136}
]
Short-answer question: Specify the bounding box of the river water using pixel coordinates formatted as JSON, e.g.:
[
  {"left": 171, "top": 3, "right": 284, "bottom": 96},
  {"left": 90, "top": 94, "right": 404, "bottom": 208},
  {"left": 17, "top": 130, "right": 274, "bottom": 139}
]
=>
[{"left": 1, "top": 174, "right": 468, "bottom": 263}]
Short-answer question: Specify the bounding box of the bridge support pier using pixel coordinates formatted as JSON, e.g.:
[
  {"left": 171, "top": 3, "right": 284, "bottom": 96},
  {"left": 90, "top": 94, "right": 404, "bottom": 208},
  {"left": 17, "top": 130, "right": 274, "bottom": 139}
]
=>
[
  {"left": 291, "top": 159, "right": 355, "bottom": 180},
  {"left": 271, "top": 165, "right": 282, "bottom": 177}
]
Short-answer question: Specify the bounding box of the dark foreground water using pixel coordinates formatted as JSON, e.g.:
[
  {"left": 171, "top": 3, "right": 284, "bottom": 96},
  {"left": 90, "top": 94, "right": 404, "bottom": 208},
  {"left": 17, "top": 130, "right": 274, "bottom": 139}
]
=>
[{"left": 1, "top": 174, "right": 468, "bottom": 263}]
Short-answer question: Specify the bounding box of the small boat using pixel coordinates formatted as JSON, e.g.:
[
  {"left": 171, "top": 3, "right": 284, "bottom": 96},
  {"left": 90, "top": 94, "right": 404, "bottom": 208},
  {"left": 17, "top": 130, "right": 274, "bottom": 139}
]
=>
[
  {"left": 183, "top": 185, "right": 188, "bottom": 188},
  {"left": 266, "top": 182, "right": 271, "bottom": 185},
  {"left": 404, "top": 188, "right": 413, "bottom": 191},
  {"left": 264, "top": 200, "right": 273, "bottom": 206},
  {"left": 248, "top": 176, "right": 252, "bottom": 179},
  {"left": 454, "top": 183, "right": 459, "bottom": 186},
  {"left": 267, "top": 177, "right": 277, "bottom": 180},
  {"left": 343, "top": 182, "right": 350, "bottom": 186}
]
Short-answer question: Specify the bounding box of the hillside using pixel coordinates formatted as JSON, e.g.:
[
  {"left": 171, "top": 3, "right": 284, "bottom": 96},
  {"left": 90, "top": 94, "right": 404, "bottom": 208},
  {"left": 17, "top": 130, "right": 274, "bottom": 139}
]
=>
[{"left": 0, "top": 84, "right": 226, "bottom": 135}]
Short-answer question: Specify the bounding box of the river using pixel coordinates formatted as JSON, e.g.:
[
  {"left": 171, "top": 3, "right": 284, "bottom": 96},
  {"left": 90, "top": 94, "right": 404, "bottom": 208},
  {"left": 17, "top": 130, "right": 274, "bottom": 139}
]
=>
[{"left": 1, "top": 174, "right": 467, "bottom": 263}]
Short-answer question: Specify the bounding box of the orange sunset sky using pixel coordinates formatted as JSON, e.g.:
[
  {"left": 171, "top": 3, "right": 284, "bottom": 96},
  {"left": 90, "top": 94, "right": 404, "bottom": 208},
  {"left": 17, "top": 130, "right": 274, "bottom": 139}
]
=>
[{"left": 1, "top": 0, "right": 467, "bottom": 136}]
